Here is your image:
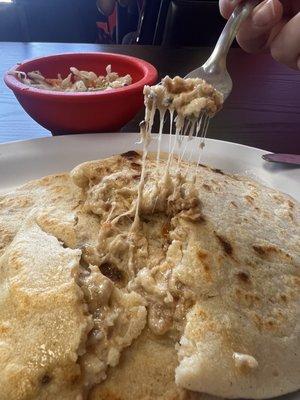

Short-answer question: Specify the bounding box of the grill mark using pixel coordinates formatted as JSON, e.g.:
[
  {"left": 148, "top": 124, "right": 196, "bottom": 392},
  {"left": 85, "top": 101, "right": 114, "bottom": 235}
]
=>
[
  {"left": 202, "top": 184, "right": 212, "bottom": 191},
  {"left": 211, "top": 168, "right": 225, "bottom": 175},
  {"left": 236, "top": 271, "right": 250, "bottom": 283},
  {"left": 215, "top": 233, "right": 233, "bottom": 256},
  {"left": 245, "top": 195, "right": 254, "bottom": 204},
  {"left": 203, "top": 263, "right": 210, "bottom": 272},
  {"left": 197, "top": 249, "right": 208, "bottom": 260},
  {"left": 253, "top": 245, "right": 266, "bottom": 256},
  {"left": 121, "top": 150, "right": 140, "bottom": 159},
  {"left": 40, "top": 374, "right": 51, "bottom": 385},
  {"left": 280, "top": 294, "right": 287, "bottom": 303},
  {"left": 252, "top": 244, "right": 289, "bottom": 258}
]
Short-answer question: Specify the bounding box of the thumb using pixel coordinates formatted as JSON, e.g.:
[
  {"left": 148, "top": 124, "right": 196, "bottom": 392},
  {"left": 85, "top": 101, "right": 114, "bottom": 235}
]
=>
[
  {"left": 236, "top": 0, "right": 283, "bottom": 53},
  {"left": 219, "top": 0, "right": 243, "bottom": 19}
]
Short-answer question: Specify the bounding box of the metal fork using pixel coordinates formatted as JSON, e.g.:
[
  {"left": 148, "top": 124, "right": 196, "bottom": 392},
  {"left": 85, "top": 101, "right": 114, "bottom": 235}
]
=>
[
  {"left": 185, "top": 0, "right": 260, "bottom": 100},
  {"left": 149, "top": 1, "right": 260, "bottom": 169},
  {"left": 166, "top": 0, "right": 261, "bottom": 168}
]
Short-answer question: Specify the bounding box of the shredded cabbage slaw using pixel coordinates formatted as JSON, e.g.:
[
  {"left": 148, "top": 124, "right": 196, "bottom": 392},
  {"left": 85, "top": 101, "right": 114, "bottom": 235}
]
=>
[{"left": 12, "top": 65, "right": 132, "bottom": 92}]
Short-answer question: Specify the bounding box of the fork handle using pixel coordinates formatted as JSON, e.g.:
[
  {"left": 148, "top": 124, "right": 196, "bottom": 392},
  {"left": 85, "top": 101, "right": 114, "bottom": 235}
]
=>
[{"left": 203, "top": 0, "right": 261, "bottom": 70}]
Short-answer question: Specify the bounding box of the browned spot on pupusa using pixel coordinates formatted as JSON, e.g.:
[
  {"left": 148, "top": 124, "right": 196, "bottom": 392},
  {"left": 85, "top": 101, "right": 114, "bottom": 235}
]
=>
[
  {"left": 202, "top": 183, "right": 212, "bottom": 191},
  {"left": 0, "top": 323, "right": 10, "bottom": 334},
  {"left": 215, "top": 233, "right": 233, "bottom": 256},
  {"left": 211, "top": 168, "right": 224, "bottom": 175},
  {"left": 253, "top": 245, "right": 270, "bottom": 257},
  {"left": 280, "top": 294, "right": 287, "bottom": 303},
  {"left": 245, "top": 195, "right": 254, "bottom": 204},
  {"left": 272, "top": 194, "right": 285, "bottom": 204},
  {"left": 103, "top": 202, "right": 111, "bottom": 212},
  {"left": 198, "top": 163, "right": 208, "bottom": 169},
  {"left": 40, "top": 374, "right": 51, "bottom": 385},
  {"left": 202, "top": 261, "right": 212, "bottom": 281},
  {"left": 0, "top": 232, "right": 14, "bottom": 251},
  {"left": 253, "top": 244, "right": 292, "bottom": 260},
  {"left": 197, "top": 251, "right": 210, "bottom": 275},
  {"left": 197, "top": 249, "right": 208, "bottom": 260},
  {"left": 236, "top": 271, "right": 251, "bottom": 284},
  {"left": 287, "top": 199, "right": 294, "bottom": 209},
  {"left": 90, "top": 176, "right": 100, "bottom": 185},
  {"left": 230, "top": 201, "right": 238, "bottom": 208},
  {"left": 252, "top": 313, "right": 263, "bottom": 331},
  {"left": 132, "top": 174, "right": 141, "bottom": 180},
  {"left": 195, "top": 308, "right": 208, "bottom": 319},
  {"left": 121, "top": 150, "right": 140, "bottom": 159},
  {"left": 203, "top": 263, "right": 210, "bottom": 272},
  {"left": 263, "top": 318, "right": 282, "bottom": 332},
  {"left": 99, "top": 262, "right": 124, "bottom": 282},
  {"left": 131, "top": 162, "right": 141, "bottom": 170}
]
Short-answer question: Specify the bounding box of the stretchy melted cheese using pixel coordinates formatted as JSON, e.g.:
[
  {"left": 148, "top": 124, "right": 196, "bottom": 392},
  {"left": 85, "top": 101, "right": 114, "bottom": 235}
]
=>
[{"left": 132, "top": 76, "right": 223, "bottom": 230}]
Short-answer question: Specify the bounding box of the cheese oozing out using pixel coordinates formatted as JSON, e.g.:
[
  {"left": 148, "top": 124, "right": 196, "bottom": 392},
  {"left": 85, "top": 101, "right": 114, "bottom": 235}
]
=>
[{"left": 132, "top": 75, "right": 223, "bottom": 228}]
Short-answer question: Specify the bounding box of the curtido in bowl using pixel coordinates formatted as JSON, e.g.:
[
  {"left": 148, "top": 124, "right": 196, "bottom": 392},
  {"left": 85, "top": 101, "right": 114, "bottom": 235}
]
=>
[{"left": 4, "top": 52, "right": 158, "bottom": 134}]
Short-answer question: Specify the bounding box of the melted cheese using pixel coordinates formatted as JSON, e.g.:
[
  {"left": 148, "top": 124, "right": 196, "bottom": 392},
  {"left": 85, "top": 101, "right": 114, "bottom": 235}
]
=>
[{"left": 132, "top": 75, "right": 223, "bottom": 227}]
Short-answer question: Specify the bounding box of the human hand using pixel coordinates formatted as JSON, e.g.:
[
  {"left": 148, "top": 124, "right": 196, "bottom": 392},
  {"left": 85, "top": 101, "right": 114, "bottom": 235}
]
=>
[{"left": 219, "top": 0, "right": 300, "bottom": 70}]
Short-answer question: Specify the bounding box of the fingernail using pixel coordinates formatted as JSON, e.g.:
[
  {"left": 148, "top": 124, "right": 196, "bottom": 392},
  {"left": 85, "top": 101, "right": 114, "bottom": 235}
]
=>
[{"left": 253, "top": 0, "right": 276, "bottom": 26}]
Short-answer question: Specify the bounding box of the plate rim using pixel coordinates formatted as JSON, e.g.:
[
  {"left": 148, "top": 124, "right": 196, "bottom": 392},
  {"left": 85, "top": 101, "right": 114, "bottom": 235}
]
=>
[
  {"left": 0, "top": 133, "right": 270, "bottom": 154},
  {"left": 1, "top": 133, "right": 299, "bottom": 201}
]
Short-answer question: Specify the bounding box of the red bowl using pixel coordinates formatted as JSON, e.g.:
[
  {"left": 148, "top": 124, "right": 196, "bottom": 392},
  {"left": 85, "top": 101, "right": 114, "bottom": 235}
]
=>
[{"left": 4, "top": 52, "right": 158, "bottom": 134}]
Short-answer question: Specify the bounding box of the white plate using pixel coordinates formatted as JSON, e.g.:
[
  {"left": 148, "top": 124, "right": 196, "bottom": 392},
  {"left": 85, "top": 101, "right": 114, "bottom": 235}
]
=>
[
  {"left": 0, "top": 133, "right": 299, "bottom": 201},
  {"left": 0, "top": 133, "right": 299, "bottom": 400}
]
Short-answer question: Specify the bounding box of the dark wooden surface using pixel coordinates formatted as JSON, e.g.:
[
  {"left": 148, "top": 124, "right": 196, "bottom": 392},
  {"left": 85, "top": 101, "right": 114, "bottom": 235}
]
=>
[{"left": 0, "top": 42, "right": 299, "bottom": 152}]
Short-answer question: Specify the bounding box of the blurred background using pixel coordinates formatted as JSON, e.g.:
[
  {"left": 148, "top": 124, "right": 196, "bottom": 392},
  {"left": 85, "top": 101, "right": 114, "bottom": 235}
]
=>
[{"left": 0, "top": 0, "right": 228, "bottom": 47}]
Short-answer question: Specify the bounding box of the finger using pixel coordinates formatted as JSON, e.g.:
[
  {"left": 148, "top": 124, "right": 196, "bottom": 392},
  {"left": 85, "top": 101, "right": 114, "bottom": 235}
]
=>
[
  {"left": 270, "top": 12, "right": 300, "bottom": 70},
  {"left": 236, "top": 0, "right": 283, "bottom": 53},
  {"left": 219, "top": 0, "right": 243, "bottom": 19}
]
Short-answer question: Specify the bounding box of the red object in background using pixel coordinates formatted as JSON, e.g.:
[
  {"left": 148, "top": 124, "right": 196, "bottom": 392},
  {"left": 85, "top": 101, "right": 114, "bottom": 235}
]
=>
[
  {"left": 108, "top": 6, "right": 117, "bottom": 33},
  {"left": 97, "top": 6, "right": 117, "bottom": 43},
  {"left": 4, "top": 52, "right": 157, "bottom": 134}
]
